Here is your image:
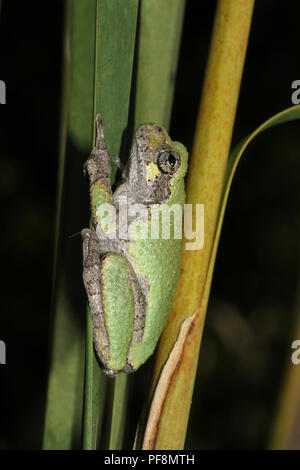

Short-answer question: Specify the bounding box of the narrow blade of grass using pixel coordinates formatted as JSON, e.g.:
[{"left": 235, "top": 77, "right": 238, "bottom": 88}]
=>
[
  {"left": 83, "top": 0, "right": 138, "bottom": 450},
  {"left": 82, "top": 311, "right": 105, "bottom": 450},
  {"left": 217, "top": 105, "right": 300, "bottom": 451},
  {"left": 108, "top": 374, "right": 128, "bottom": 450},
  {"left": 43, "top": 0, "right": 98, "bottom": 449},
  {"left": 44, "top": 0, "right": 139, "bottom": 450},
  {"left": 134, "top": 0, "right": 186, "bottom": 130}
]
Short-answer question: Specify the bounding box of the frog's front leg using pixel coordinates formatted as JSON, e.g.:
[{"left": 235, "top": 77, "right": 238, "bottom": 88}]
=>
[{"left": 84, "top": 114, "right": 113, "bottom": 225}]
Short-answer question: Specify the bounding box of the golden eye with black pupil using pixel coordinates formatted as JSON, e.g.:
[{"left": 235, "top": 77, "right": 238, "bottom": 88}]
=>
[{"left": 157, "top": 150, "right": 181, "bottom": 174}]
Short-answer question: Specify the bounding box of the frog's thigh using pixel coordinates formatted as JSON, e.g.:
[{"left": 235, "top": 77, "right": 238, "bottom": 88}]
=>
[
  {"left": 102, "top": 254, "right": 143, "bottom": 371},
  {"left": 82, "top": 228, "right": 110, "bottom": 367}
]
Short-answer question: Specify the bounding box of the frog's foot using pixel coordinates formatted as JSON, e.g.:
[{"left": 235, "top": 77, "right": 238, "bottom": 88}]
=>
[
  {"left": 102, "top": 363, "right": 135, "bottom": 377},
  {"left": 101, "top": 367, "right": 121, "bottom": 378},
  {"left": 83, "top": 114, "right": 112, "bottom": 190},
  {"left": 81, "top": 228, "right": 91, "bottom": 238},
  {"left": 122, "top": 364, "right": 135, "bottom": 374}
]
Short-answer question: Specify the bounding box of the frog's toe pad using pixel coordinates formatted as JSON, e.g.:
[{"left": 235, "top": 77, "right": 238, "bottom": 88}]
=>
[
  {"left": 81, "top": 228, "right": 92, "bottom": 239},
  {"left": 122, "top": 364, "right": 135, "bottom": 374}
]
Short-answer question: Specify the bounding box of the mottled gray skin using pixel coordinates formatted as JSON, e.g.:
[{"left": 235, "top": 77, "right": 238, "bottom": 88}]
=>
[{"left": 82, "top": 114, "right": 183, "bottom": 376}]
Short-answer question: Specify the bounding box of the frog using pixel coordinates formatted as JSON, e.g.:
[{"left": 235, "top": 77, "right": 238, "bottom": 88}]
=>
[{"left": 81, "top": 114, "right": 188, "bottom": 376}]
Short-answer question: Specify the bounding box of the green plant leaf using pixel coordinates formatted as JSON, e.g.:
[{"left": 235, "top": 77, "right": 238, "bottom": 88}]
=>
[
  {"left": 200, "top": 106, "right": 300, "bottom": 404},
  {"left": 202, "top": 106, "right": 300, "bottom": 403},
  {"left": 82, "top": 310, "right": 105, "bottom": 450},
  {"left": 43, "top": 0, "right": 138, "bottom": 450},
  {"left": 108, "top": 373, "right": 128, "bottom": 450},
  {"left": 43, "top": 0, "right": 99, "bottom": 450},
  {"left": 216, "top": 105, "right": 300, "bottom": 255},
  {"left": 203, "top": 105, "right": 300, "bottom": 448},
  {"left": 83, "top": 0, "right": 138, "bottom": 450},
  {"left": 134, "top": 0, "right": 186, "bottom": 131}
]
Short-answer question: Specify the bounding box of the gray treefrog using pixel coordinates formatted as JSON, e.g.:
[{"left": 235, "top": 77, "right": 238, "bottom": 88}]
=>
[{"left": 82, "top": 115, "right": 188, "bottom": 376}]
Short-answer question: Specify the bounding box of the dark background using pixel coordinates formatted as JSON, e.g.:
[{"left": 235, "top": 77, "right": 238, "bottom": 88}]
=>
[{"left": 0, "top": 0, "right": 300, "bottom": 449}]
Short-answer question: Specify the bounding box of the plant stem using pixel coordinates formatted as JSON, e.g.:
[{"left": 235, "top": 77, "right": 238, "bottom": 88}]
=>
[{"left": 142, "top": 0, "right": 255, "bottom": 450}]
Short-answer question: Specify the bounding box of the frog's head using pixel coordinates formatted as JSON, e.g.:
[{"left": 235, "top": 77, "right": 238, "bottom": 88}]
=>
[{"left": 124, "top": 123, "right": 188, "bottom": 204}]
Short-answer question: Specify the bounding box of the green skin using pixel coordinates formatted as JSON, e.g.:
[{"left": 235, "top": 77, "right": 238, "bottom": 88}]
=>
[{"left": 82, "top": 115, "right": 188, "bottom": 376}]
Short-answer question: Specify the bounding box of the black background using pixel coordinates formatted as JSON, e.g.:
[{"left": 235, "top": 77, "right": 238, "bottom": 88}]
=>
[{"left": 0, "top": 0, "right": 300, "bottom": 449}]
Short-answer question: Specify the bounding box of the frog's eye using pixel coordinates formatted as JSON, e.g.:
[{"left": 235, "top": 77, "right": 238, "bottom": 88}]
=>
[{"left": 157, "top": 150, "right": 181, "bottom": 174}]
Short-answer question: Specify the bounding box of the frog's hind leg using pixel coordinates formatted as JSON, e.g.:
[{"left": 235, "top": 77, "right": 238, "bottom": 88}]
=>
[
  {"left": 81, "top": 227, "right": 111, "bottom": 371},
  {"left": 99, "top": 253, "right": 146, "bottom": 374},
  {"left": 122, "top": 270, "right": 147, "bottom": 374},
  {"left": 82, "top": 228, "right": 146, "bottom": 375}
]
